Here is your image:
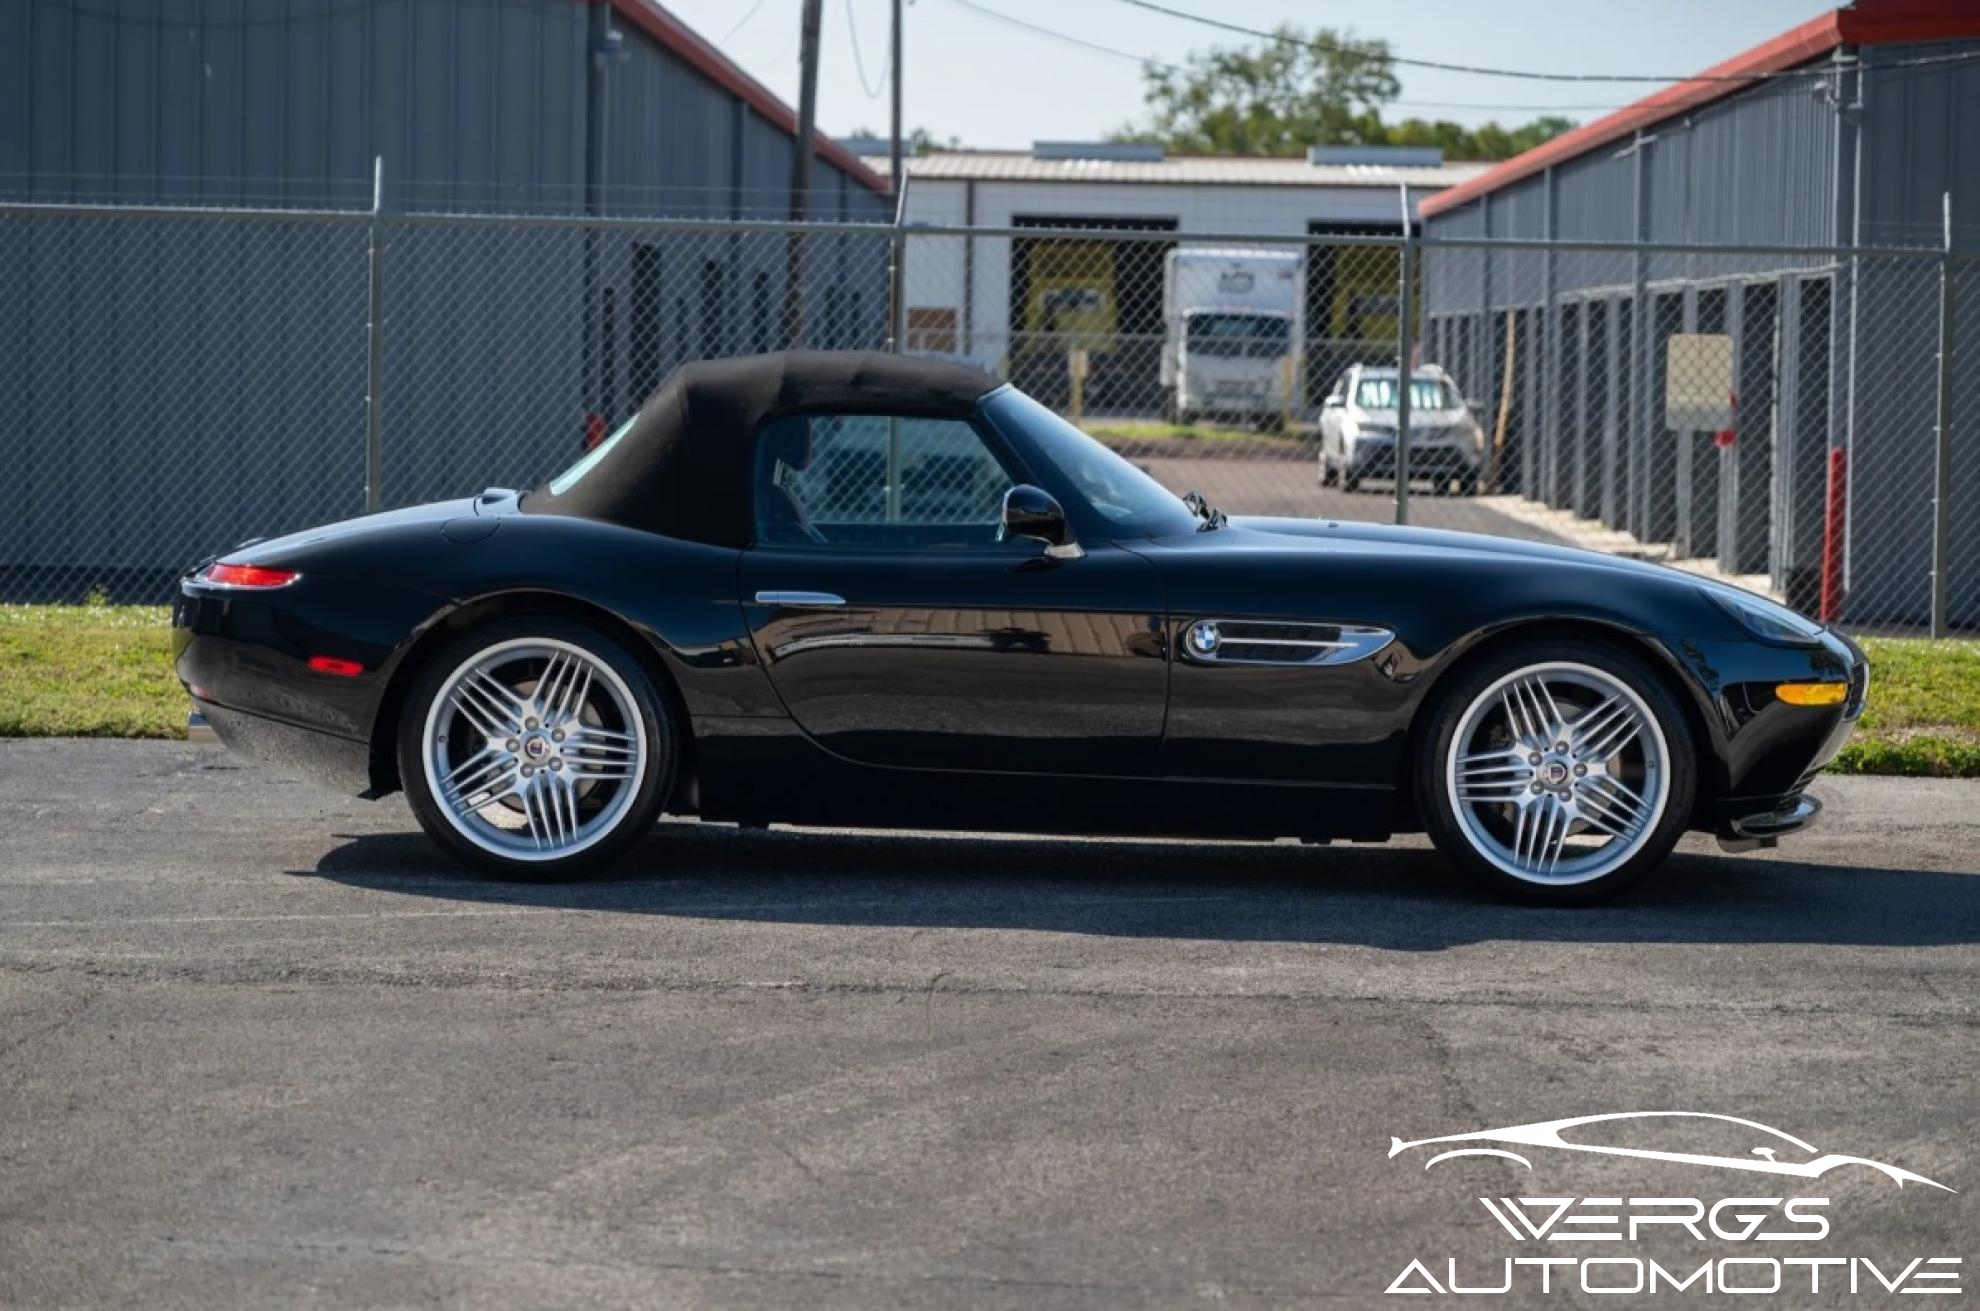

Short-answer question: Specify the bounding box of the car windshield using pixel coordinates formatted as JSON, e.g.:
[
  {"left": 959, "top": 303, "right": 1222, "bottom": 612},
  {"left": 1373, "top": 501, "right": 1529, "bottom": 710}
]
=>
[
  {"left": 980, "top": 388, "right": 1200, "bottom": 539},
  {"left": 1354, "top": 375, "right": 1462, "bottom": 411},
  {"left": 1187, "top": 313, "right": 1291, "bottom": 359},
  {"left": 545, "top": 415, "right": 635, "bottom": 495}
]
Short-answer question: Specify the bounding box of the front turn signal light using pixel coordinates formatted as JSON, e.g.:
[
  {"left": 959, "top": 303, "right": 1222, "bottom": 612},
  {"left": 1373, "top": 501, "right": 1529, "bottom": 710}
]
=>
[{"left": 1776, "top": 681, "right": 1847, "bottom": 707}]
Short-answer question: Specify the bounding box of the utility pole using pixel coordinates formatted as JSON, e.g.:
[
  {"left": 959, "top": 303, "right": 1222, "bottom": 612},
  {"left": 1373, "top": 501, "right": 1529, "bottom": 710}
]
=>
[
  {"left": 887, "top": 0, "right": 906, "bottom": 353},
  {"left": 889, "top": 0, "right": 904, "bottom": 194},
  {"left": 582, "top": 0, "right": 614, "bottom": 441},
  {"left": 785, "top": 0, "right": 824, "bottom": 348}
]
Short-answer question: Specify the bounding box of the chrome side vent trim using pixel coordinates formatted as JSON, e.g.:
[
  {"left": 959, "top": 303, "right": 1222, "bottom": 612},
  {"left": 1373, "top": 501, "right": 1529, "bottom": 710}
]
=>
[
  {"left": 753, "top": 590, "right": 847, "bottom": 609},
  {"left": 1180, "top": 619, "right": 1394, "bottom": 667}
]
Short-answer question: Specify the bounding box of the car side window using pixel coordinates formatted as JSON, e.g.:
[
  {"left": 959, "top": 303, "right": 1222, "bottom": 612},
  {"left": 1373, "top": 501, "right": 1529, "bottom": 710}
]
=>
[{"left": 752, "top": 413, "right": 1018, "bottom": 550}]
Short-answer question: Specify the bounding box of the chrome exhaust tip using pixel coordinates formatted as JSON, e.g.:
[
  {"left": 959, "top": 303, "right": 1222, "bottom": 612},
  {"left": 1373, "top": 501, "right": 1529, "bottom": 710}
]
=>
[{"left": 187, "top": 704, "right": 219, "bottom": 745}]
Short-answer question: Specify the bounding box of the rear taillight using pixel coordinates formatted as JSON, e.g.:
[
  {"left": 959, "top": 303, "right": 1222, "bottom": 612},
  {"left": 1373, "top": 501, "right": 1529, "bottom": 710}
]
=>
[{"left": 200, "top": 562, "right": 299, "bottom": 588}]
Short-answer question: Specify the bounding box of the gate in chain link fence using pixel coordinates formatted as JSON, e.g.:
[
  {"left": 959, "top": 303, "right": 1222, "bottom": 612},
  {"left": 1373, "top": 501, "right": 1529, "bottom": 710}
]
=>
[{"left": 2, "top": 195, "right": 1975, "bottom": 633}]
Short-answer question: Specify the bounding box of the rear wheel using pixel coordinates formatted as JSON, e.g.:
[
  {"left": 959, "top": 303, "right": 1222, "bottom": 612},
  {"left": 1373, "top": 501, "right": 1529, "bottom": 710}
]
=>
[
  {"left": 1415, "top": 639, "right": 1696, "bottom": 904},
  {"left": 1319, "top": 454, "right": 1339, "bottom": 487},
  {"left": 1342, "top": 467, "right": 1362, "bottom": 493},
  {"left": 397, "top": 617, "right": 675, "bottom": 878}
]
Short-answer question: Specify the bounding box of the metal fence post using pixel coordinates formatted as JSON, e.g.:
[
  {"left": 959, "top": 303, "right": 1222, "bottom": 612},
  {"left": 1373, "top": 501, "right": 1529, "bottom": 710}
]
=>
[
  {"left": 1395, "top": 230, "right": 1418, "bottom": 527},
  {"left": 1931, "top": 193, "right": 1955, "bottom": 637},
  {"left": 887, "top": 172, "right": 910, "bottom": 353},
  {"left": 363, "top": 156, "right": 387, "bottom": 514}
]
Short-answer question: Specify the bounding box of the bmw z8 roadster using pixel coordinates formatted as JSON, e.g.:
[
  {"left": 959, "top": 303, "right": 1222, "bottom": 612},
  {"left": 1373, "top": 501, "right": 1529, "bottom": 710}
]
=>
[{"left": 173, "top": 351, "right": 1867, "bottom": 902}]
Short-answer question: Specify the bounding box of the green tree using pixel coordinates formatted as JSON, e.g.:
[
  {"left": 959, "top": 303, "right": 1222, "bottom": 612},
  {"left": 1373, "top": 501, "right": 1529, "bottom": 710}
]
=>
[
  {"left": 847, "top": 126, "right": 963, "bottom": 156},
  {"left": 1113, "top": 28, "right": 1576, "bottom": 162},
  {"left": 1114, "top": 25, "right": 1398, "bottom": 156}
]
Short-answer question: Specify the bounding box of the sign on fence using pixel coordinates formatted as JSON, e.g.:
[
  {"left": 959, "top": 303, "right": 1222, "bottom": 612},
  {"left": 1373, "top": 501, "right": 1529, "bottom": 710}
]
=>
[{"left": 1663, "top": 333, "right": 1734, "bottom": 432}]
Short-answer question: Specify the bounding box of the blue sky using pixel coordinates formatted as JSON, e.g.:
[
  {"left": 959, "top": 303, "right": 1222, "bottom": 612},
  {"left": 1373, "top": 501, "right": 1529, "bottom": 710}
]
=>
[{"left": 659, "top": 0, "right": 1836, "bottom": 150}]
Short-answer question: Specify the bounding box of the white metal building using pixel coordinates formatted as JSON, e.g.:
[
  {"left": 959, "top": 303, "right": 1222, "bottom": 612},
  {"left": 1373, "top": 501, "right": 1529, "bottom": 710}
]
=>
[{"left": 868, "top": 143, "right": 1488, "bottom": 407}]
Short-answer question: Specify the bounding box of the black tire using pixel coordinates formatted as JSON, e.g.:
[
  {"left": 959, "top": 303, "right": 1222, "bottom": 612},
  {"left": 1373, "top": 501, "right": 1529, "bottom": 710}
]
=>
[
  {"left": 1160, "top": 387, "right": 1178, "bottom": 425},
  {"left": 396, "top": 615, "right": 677, "bottom": 879},
  {"left": 1342, "top": 468, "right": 1362, "bottom": 493},
  {"left": 1319, "top": 456, "right": 1339, "bottom": 487},
  {"left": 1414, "top": 636, "right": 1697, "bottom": 905},
  {"left": 1458, "top": 472, "right": 1481, "bottom": 496}
]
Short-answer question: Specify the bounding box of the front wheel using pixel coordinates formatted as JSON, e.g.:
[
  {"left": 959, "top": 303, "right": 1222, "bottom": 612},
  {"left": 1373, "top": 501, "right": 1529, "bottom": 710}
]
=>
[
  {"left": 1415, "top": 639, "right": 1696, "bottom": 904},
  {"left": 397, "top": 616, "right": 676, "bottom": 878}
]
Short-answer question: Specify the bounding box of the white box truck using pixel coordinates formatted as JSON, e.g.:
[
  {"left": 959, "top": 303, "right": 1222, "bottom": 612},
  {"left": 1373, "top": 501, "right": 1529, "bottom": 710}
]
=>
[{"left": 1160, "top": 248, "right": 1305, "bottom": 429}]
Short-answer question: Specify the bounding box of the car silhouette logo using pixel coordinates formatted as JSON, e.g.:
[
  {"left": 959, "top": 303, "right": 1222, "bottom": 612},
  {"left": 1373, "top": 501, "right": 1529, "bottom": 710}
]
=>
[{"left": 1389, "top": 1112, "right": 1952, "bottom": 1191}]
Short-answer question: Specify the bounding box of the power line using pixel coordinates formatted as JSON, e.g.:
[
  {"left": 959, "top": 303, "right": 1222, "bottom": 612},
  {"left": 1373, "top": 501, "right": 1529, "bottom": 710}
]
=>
[
  {"left": 721, "top": 0, "right": 775, "bottom": 43},
  {"left": 845, "top": 0, "right": 891, "bottom": 98},
  {"left": 945, "top": 0, "right": 1180, "bottom": 75},
  {"left": 941, "top": 0, "right": 1629, "bottom": 116},
  {"left": 1107, "top": 0, "right": 1980, "bottom": 86}
]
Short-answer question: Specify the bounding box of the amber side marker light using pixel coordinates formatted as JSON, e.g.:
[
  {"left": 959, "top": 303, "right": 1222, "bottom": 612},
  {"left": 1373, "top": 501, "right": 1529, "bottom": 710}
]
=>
[{"left": 1776, "top": 682, "right": 1848, "bottom": 707}]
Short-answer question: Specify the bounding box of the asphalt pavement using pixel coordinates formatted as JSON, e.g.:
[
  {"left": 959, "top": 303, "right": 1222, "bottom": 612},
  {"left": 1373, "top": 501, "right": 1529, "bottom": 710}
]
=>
[
  {"left": 2, "top": 740, "right": 1976, "bottom": 1308},
  {"left": 1136, "top": 455, "right": 1571, "bottom": 544}
]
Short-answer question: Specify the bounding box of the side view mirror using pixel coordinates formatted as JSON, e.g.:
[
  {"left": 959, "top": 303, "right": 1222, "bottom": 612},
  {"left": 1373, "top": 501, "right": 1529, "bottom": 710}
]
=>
[
  {"left": 1323, "top": 395, "right": 1344, "bottom": 409},
  {"left": 1465, "top": 396, "right": 1485, "bottom": 412},
  {"left": 1001, "top": 484, "right": 1082, "bottom": 560}
]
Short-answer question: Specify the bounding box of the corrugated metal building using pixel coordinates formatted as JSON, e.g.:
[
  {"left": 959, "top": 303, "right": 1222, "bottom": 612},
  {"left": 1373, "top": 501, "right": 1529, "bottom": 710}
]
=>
[
  {"left": 1419, "top": 0, "right": 1980, "bottom": 626},
  {"left": 0, "top": 0, "right": 892, "bottom": 594}
]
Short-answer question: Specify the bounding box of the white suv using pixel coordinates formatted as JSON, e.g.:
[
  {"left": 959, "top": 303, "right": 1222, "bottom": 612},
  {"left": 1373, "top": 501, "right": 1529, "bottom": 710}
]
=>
[{"left": 1318, "top": 364, "right": 1484, "bottom": 495}]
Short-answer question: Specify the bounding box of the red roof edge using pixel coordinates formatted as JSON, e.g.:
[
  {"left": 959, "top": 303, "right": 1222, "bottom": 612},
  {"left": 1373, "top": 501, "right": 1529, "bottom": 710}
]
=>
[
  {"left": 605, "top": 0, "right": 894, "bottom": 199},
  {"left": 1421, "top": 0, "right": 1980, "bottom": 221}
]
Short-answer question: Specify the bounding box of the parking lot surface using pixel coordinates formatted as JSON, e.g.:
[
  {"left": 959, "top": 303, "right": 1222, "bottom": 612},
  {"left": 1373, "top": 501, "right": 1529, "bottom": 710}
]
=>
[
  {"left": 1137, "top": 455, "right": 1570, "bottom": 544},
  {"left": 2, "top": 740, "right": 1976, "bottom": 1308}
]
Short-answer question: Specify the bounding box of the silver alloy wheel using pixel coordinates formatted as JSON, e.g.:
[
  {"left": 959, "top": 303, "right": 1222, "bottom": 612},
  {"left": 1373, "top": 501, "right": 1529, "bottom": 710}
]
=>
[
  {"left": 420, "top": 637, "right": 648, "bottom": 863},
  {"left": 1444, "top": 661, "right": 1671, "bottom": 886}
]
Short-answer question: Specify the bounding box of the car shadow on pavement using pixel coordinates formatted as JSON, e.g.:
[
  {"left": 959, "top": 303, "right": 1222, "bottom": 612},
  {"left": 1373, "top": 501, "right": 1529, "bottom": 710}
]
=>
[{"left": 298, "top": 821, "right": 1980, "bottom": 951}]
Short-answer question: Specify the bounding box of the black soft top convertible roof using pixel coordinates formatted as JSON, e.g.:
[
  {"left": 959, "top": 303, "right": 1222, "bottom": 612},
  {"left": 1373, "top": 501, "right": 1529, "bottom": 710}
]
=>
[{"left": 528, "top": 350, "right": 1005, "bottom": 548}]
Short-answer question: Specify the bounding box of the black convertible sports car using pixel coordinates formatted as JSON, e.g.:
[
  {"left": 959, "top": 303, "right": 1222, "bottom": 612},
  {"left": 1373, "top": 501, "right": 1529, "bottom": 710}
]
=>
[{"left": 173, "top": 351, "right": 1867, "bottom": 902}]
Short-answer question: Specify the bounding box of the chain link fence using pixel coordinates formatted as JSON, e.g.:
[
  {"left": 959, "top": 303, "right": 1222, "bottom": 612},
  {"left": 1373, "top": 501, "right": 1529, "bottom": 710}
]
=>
[{"left": 2, "top": 196, "right": 1973, "bottom": 633}]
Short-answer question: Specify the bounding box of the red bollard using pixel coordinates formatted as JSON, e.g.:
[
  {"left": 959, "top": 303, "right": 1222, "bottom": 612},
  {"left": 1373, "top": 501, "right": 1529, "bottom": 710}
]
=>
[{"left": 1819, "top": 447, "right": 1847, "bottom": 623}]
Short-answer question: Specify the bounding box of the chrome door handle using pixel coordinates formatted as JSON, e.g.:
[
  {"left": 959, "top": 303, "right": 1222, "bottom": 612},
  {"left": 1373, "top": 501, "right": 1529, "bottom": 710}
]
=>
[{"left": 754, "top": 590, "right": 846, "bottom": 608}]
